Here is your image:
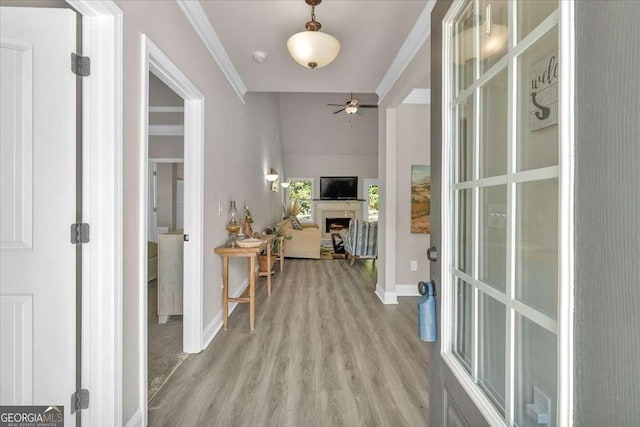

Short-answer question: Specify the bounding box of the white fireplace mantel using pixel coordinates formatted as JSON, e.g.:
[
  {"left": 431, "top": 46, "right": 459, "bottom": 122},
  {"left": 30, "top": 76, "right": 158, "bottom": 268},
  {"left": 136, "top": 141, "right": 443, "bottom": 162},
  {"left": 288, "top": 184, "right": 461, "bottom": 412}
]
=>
[{"left": 314, "top": 200, "right": 365, "bottom": 238}]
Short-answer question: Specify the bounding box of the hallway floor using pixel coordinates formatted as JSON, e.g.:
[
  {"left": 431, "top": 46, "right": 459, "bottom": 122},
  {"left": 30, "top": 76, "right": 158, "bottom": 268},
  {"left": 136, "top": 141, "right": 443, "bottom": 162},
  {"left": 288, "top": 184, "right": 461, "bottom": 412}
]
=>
[
  {"left": 148, "top": 259, "right": 429, "bottom": 426},
  {"left": 148, "top": 280, "right": 187, "bottom": 401}
]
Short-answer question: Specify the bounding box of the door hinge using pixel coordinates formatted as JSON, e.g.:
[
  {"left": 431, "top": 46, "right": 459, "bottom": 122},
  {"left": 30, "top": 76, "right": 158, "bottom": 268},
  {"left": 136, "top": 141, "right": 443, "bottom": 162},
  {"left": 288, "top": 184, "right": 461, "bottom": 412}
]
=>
[
  {"left": 71, "top": 53, "right": 90, "bottom": 77},
  {"left": 70, "top": 389, "right": 89, "bottom": 414},
  {"left": 71, "top": 223, "right": 90, "bottom": 244}
]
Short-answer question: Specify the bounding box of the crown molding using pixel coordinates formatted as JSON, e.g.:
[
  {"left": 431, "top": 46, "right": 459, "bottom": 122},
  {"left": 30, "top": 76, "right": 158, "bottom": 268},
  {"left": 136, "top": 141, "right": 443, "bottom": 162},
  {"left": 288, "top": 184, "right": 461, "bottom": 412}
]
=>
[
  {"left": 176, "top": 0, "right": 247, "bottom": 103},
  {"left": 376, "top": 0, "right": 436, "bottom": 104},
  {"left": 402, "top": 88, "right": 431, "bottom": 104}
]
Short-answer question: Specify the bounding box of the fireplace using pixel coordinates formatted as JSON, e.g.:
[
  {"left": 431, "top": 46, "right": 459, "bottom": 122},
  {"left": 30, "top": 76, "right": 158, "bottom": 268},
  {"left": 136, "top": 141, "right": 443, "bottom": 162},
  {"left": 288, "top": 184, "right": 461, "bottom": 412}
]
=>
[
  {"left": 315, "top": 201, "right": 362, "bottom": 240},
  {"left": 325, "top": 217, "right": 351, "bottom": 233}
]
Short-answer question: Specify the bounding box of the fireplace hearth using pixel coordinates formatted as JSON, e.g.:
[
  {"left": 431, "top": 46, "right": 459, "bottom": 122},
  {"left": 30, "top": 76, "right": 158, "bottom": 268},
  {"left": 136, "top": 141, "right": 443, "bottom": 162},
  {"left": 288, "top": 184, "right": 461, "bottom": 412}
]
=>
[{"left": 325, "top": 217, "right": 351, "bottom": 233}]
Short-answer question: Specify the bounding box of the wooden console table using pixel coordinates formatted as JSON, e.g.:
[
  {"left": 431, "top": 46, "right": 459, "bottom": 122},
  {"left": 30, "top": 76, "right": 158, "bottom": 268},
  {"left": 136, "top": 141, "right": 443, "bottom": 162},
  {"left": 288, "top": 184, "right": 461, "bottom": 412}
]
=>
[{"left": 213, "top": 235, "right": 273, "bottom": 331}]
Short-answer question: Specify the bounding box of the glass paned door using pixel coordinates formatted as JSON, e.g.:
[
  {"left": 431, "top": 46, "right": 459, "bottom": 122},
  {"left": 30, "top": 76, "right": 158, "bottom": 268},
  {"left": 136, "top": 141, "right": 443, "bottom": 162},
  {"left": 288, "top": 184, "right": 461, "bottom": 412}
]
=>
[{"left": 444, "top": 0, "right": 565, "bottom": 425}]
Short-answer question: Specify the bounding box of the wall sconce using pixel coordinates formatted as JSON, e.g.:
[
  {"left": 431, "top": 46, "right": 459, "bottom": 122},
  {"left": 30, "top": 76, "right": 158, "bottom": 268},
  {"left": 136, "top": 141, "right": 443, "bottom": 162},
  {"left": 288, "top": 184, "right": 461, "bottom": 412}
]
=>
[
  {"left": 280, "top": 181, "right": 290, "bottom": 189},
  {"left": 265, "top": 168, "right": 279, "bottom": 182}
]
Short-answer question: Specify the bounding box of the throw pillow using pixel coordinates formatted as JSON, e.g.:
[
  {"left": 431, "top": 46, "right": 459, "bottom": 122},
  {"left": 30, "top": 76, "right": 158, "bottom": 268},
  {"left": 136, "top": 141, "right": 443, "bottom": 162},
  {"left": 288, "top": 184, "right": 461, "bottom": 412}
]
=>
[{"left": 291, "top": 216, "right": 303, "bottom": 230}]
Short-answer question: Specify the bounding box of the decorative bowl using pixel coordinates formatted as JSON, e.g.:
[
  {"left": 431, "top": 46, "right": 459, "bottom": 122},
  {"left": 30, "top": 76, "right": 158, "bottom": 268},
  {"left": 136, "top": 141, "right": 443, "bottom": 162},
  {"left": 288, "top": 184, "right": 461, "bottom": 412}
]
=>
[{"left": 236, "top": 238, "right": 263, "bottom": 248}]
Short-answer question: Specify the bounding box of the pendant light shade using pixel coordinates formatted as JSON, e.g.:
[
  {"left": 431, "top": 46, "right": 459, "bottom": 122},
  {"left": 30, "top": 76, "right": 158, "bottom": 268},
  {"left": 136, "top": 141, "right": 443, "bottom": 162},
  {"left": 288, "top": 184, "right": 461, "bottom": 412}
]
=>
[
  {"left": 287, "top": 31, "right": 341, "bottom": 69},
  {"left": 287, "top": 0, "right": 340, "bottom": 69}
]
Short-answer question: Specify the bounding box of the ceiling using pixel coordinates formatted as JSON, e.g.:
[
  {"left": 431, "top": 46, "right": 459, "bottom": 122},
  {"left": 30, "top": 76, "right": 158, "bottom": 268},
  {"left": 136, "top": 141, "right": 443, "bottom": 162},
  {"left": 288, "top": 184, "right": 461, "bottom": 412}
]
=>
[{"left": 199, "top": 0, "right": 428, "bottom": 94}]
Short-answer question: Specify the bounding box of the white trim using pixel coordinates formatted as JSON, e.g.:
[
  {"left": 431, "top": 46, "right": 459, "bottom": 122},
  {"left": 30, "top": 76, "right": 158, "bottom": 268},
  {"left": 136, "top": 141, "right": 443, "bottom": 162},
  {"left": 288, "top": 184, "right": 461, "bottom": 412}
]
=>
[
  {"left": 64, "top": 1, "right": 123, "bottom": 426},
  {"left": 175, "top": 0, "right": 246, "bottom": 102},
  {"left": 149, "top": 105, "right": 184, "bottom": 113},
  {"left": 557, "top": 1, "right": 575, "bottom": 425},
  {"left": 140, "top": 34, "right": 206, "bottom": 427},
  {"left": 383, "top": 109, "right": 397, "bottom": 297},
  {"left": 375, "top": 283, "right": 398, "bottom": 305},
  {"left": 442, "top": 353, "right": 505, "bottom": 426},
  {"left": 148, "top": 157, "right": 184, "bottom": 163},
  {"left": 395, "top": 284, "right": 420, "bottom": 297},
  {"left": 123, "top": 409, "right": 143, "bottom": 427},
  {"left": 376, "top": 1, "right": 436, "bottom": 103},
  {"left": 512, "top": 166, "right": 559, "bottom": 183},
  {"left": 511, "top": 300, "right": 557, "bottom": 335},
  {"left": 402, "top": 89, "right": 432, "bottom": 104},
  {"left": 148, "top": 124, "right": 184, "bottom": 136},
  {"left": 202, "top": 279, "right": 247, "bottom": 349}
]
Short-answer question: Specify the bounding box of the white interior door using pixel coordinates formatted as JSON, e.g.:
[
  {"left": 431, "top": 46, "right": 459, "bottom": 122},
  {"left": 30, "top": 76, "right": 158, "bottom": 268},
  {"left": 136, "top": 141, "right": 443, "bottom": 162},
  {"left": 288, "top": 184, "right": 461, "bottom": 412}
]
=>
[{"left": 0, "top": 6, "right": 77, "bottom": 423}]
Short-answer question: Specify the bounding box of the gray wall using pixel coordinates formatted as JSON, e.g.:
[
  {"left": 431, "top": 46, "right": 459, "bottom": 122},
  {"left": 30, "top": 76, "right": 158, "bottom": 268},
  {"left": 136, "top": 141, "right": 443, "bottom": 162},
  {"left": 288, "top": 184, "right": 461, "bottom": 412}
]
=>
[
  {"left": 280, "top": 92, "right": 378, "bottom": 199},
  {"left": 377, "top": 40, "right": 430, "bottom": 294},
  {"left": 116, "top": 1, "right": 285, "bottom": 423},
  {"left": 574, "top": 1, "right": 640, "bottom": 424},
  {"left": 396, "top": 103, "right": 430, "bottom": 286}
]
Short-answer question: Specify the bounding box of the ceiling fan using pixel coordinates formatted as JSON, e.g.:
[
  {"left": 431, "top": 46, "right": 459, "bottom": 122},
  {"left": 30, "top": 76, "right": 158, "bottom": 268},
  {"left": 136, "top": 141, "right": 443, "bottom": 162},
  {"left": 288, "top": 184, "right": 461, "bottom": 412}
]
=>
[{"left": 328, "top": 93, "right": 378, "bottom": 116}]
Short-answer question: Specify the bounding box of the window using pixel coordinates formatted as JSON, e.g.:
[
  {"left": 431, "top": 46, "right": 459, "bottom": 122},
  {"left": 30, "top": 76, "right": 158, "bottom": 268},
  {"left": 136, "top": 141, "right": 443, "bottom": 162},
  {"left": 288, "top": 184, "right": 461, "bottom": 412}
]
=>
[
  {"left": 287, "top": 178, "right": 313, "bottom": 221},
  {"left": 363, "top": 179, "right": 379, "bottom": 222},
  {"left": 367, "top": 184, "right": 379, "bottom": 222},
  {"left": 442, "top": 1, "right": 572, "bottom": 426}
]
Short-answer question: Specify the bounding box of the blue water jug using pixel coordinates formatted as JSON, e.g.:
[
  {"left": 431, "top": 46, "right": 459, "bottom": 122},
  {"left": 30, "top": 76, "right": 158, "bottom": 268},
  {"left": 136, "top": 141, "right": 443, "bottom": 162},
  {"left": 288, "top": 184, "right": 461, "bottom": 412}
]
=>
[{"left": 418, "top": 281, "right": 437, "bottom": 342}]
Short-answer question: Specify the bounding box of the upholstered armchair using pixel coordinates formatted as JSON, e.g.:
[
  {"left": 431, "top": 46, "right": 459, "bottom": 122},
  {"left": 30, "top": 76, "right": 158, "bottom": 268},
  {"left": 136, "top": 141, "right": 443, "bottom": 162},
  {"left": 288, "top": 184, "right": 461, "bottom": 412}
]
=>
[{"left": 340, "top": 219, "right": 378, "bottom": 266}]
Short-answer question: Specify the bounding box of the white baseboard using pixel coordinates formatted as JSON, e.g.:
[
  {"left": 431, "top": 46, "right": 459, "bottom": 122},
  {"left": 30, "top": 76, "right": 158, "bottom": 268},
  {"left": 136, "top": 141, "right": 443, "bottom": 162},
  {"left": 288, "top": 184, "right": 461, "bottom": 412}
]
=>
[
  {"left": 375, "top": 283, "right": 398, "bottom": 304},
  {"left": 396, "top": 283, "right": 420, "bottom": 297},
  {"left": 202, "top": 279, "right": 248, "bottom": 349},
  {"left": 124, "top": 408, "right": 143, "bottom": 427}
]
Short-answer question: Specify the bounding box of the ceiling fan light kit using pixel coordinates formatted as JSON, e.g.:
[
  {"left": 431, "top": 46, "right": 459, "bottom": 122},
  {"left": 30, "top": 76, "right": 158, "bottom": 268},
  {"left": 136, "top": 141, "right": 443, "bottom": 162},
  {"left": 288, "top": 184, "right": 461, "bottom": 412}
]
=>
[
  {"left": 328, "top": 93, "right": 378, "bottom": 116},
  {"left": 287, "top": 0, "right": 340, "bottom": 69}
]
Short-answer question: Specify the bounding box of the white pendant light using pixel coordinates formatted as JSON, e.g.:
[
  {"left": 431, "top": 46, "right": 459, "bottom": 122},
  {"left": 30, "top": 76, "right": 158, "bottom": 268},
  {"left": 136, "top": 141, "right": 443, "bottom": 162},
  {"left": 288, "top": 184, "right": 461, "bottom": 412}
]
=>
[{"left": 287, "top": 0, "right": 340, "bottom": 69}]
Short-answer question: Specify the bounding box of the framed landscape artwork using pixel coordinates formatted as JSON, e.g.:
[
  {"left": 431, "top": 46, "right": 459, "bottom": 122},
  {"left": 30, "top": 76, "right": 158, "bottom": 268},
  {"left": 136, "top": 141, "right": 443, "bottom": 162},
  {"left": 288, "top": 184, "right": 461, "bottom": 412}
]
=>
[{"left": 411, "top": 165, "right": 431, "bottom": 234}]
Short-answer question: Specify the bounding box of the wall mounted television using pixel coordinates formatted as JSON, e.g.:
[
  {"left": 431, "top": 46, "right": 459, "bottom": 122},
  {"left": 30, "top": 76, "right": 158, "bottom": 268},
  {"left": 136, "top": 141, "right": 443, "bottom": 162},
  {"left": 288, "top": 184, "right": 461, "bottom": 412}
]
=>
[{"left": 319, "top": 176, "right": 358, "bottom": 200}]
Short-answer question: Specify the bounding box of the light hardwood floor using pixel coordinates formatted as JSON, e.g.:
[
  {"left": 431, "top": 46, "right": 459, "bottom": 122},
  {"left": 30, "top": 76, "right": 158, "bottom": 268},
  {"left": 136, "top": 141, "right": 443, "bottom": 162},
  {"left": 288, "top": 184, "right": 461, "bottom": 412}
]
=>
[{"left": 148, "top": 259, "right": 429, "bottom": 426}]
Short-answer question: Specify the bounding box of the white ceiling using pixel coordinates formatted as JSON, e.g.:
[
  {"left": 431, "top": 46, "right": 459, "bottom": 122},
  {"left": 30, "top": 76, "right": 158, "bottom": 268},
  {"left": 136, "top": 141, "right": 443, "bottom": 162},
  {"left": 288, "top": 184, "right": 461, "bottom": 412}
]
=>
[{"left": 199, "top": 0, "right": 428, "bottom": 93}]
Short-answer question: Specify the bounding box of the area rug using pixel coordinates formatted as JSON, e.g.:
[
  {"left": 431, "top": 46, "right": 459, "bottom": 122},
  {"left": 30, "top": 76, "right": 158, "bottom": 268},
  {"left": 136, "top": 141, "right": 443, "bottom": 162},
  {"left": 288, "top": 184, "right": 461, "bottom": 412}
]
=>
[{"left": 320, "top": 245, "right": 346, "bottom": 260}]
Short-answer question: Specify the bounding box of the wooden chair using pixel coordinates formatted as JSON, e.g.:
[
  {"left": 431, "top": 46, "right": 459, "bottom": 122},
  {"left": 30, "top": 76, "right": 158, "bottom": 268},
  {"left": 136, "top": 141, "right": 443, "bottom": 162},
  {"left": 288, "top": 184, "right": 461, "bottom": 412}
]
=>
[{"left": 339, "top": 219, "right": 378, "bottom": 266}]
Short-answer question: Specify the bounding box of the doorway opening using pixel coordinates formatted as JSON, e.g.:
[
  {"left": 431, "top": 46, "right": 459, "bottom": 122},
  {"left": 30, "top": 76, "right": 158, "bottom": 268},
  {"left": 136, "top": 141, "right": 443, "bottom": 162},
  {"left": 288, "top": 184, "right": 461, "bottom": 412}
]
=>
[
  {"left": 146, "top": 73, "right": 187, "bottom": 401},
  {"left": 139, "top": 34, "right": 204, "bottom": 425}
]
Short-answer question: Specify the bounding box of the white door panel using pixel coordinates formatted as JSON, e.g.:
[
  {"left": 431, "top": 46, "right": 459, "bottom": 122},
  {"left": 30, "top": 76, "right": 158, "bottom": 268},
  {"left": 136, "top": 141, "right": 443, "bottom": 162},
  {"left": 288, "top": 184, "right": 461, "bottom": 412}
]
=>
[{"left": 0, "top": 6, "right": 76, "bottom": 424}]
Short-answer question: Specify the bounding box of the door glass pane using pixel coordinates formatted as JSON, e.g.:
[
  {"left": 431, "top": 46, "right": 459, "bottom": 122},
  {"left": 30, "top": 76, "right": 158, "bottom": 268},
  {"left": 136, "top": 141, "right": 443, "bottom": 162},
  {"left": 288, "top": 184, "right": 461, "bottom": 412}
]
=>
[
  {"left": 456, "top": 189, "right": 473, "bottom": 275},
  {"left": 454, "top": 279, "right": 473, "bottom": 372},
  {"left": 479, "top": 185, "right": 507, "bottom": 291},
  {"left": 480, "top": 69, "right": 508, "bottom": 178},
  {"left": 478, "top": 293, "right": 506, "bottom": 414},
  {"left": 515, "top": 179, "right": 558, "bottom": 319},
  {"left": 456, "top": 97, "right": 475, "bottom": 182},
  {"left": 454, "top": 0, "right": 476, "bottom": 94},
  {"left": 517, "top": 26, "right": 559, "bottom": 172},
  {"left": 515, "top": 315, "right": 557, "bottom": 427},
  {"left": 517, "top": 0, "right": 558, "bottom": 42},
  {"left": 479, "top": 0, "right": 508, "bottom": 73}
]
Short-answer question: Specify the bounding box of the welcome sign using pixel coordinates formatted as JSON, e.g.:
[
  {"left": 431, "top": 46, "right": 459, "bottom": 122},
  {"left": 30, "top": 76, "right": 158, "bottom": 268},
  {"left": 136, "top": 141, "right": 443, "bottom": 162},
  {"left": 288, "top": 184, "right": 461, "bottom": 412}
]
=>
[{"left": 529, "top": 52, "right": 559, "bottom": 131}]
